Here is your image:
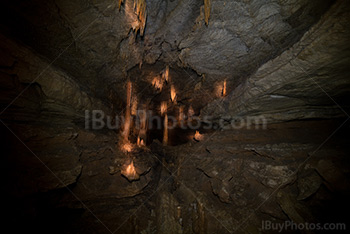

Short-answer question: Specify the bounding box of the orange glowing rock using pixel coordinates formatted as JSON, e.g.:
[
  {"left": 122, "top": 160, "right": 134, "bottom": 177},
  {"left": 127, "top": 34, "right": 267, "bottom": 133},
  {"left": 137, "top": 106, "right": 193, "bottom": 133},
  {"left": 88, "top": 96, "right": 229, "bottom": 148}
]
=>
[
  {"left": 133, "top": 0, "right": 147, "bottom": 36},
  {"left": 131, "top": 96, "right": 138, "bottom": 116},
  {"left": 121, "top": 160, "right": 139, "bottom": 181},
  {"left": 137, "top": 136, "right": 140, "bottom": 145},
  {"left": 194, "top": 131, "right": 203, "bottom": 141},
  {"left": 122, "top": 81, "right": 132, "bottom": 140},
  {"left": 121, "top": 142, "right": 133, "bottom": 152},
  {"left": 137, "top": 137, "right": 145, "bottom": 146},
  {"left": 118, "top": 0, "right": 124, "bottom": 10},
  {"left": 152, "top": 77, "right": 163, "bottom": 91},
  {"left": 215, "top": 79, "right": 227, "bottom": 97},
  {"left": 163, "top": 113, "right": 168, "bottom": 145},
  {"left": 170, "top": 85, "right": 177, "bottom": 102},
  {"left": 160, "top": 101, "right": 167, "bottom": 115},
  {"left": 222, "top": 79, "right": 227, "bottom": 97},
  {"left": 163, "top": 65, "right": 169, "bottom": 82}
]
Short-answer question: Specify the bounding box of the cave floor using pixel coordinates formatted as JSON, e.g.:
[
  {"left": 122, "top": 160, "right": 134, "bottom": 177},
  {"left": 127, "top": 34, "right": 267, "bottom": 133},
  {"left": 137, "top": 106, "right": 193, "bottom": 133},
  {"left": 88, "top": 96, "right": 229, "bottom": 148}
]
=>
[{"left": 3, "top": 118, "right": 350, "bottom": 234}]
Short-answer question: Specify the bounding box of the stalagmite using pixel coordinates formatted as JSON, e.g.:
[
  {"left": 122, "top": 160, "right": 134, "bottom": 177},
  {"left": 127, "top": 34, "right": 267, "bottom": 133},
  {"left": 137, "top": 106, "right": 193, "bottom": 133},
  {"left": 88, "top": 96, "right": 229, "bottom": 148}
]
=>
[
  {"left": 131, "top": 96, "right": 138, "bottom": 116},
  {"left": 137, "top": 108, "right": 148, "bottom": 145},
  {"left": 121, "top": 142, "right": 133, "bottom": 153},
  {"left": 121, "top": 160, "right": 139, "bottom": 181},
  {"left": 163, "top": 113, "right": 168, "bottom": 145},
  {"left": 194, "top": 131, "right": 203, "bottom": 141},
  {"left": 122, "top": 81, "right": 132, "bottom": 141}
]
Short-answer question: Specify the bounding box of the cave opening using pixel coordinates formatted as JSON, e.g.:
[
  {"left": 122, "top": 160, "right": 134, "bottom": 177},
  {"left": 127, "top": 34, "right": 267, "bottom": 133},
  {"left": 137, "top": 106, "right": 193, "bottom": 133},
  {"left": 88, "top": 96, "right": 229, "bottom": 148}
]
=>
[{"left": 1, "top": 0, "right": 350, "bottom": 233}]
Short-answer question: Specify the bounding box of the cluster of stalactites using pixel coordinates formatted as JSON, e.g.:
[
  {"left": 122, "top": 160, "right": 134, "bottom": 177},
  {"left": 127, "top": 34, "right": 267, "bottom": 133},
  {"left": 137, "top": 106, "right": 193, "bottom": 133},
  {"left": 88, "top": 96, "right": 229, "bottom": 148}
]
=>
[
  {"left": 133, "top": 0, "right": 147, "bottom": 36},
  {"left": 118, "top": 0, "right": 147, "bottom": 36}
]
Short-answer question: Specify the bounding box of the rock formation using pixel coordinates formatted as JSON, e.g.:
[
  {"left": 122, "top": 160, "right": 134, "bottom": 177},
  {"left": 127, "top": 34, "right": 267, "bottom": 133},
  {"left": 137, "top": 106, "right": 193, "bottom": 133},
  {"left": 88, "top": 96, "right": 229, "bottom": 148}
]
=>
[{"left": 1, "top": 0, "right": 349, "bottom": 233}]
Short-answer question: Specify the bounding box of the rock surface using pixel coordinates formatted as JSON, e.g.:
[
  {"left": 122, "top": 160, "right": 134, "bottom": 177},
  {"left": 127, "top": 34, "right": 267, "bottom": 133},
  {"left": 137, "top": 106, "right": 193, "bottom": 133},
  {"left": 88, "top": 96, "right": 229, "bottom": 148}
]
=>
[
  {"left": 1, "top": 0, "right": 350, "bottom": 233},
  {"left": 201, "top": 0, "right": 350, "bottom": 122},
  {"left": 2, "top": 0, "right": 347, "bottom": 122}
]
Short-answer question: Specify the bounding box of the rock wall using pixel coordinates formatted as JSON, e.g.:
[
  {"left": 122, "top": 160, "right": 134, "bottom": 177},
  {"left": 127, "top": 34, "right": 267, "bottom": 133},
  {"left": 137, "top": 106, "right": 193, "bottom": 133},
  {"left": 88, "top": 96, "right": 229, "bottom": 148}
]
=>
[{"left": 201, "top": 0, "right": 350, "bottom": 122}]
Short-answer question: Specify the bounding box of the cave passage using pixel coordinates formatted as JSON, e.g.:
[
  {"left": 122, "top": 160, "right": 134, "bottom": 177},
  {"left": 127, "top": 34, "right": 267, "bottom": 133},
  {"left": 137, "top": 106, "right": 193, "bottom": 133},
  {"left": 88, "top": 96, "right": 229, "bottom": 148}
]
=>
[{"left": 1, "top": 0, "right": 350, "bottom": 233}]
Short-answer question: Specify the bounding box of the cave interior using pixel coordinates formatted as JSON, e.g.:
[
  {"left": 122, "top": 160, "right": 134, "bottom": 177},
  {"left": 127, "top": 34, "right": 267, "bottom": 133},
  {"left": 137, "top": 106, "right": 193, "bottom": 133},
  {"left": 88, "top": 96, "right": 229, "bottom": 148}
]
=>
[{"left": 1, "top": 0, "right": 350, "bottom": 233}]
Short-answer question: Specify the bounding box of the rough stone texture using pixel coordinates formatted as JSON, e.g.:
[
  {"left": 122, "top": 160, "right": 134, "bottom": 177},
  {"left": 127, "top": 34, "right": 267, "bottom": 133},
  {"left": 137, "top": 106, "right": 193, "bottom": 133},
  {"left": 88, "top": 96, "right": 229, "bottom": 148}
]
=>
[
  {"left": 202, "top": 0, "right": 350, "bottom": 122},
  {"left": 1, "top": 0, "right": 350, "bottom": 233},
  {"left": 0, "top": 34, "right": 111, "bottom": 123},
  {"left": 178, "top": 0, "right": 333, "bottom": 77},
  {"left": 162, "top": 120, "right": 350, "bottom": 233},
  {"left": 0, "top": 0, "right": 341, "bottom": 120},
  {"left": 0, "top": 34, "right": 114, "bottom": 195},
  {"left": 0, "top": 0, "right": 135, "bottom": 100}
]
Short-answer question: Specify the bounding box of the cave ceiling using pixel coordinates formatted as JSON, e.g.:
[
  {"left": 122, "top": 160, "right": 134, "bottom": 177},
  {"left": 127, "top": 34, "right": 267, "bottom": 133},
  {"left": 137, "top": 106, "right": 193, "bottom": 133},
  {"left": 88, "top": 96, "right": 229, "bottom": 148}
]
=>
[{"left": 1, "top": 0, "right": 338, "bottom": 109}]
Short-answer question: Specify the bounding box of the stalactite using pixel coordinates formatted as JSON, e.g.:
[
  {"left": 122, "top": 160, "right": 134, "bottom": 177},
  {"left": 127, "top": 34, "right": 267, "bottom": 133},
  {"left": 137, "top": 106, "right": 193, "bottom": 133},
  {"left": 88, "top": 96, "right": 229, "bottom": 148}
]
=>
[
  {"left": 133, "top": 0, "right": 147, "bottom": 36},
  {"left": 163, "top": 113, "right": 168, "bottom": 145},
  {"left": 163, "top": 65, "right": 169, "bottom": 83},
  {"left": 222, "top": 79, "right": 227, "bottom": 97},
  {"left": 118, "top": 0, "right": 124, "bottom": 10},
  {"left": 137, "top": 108, "right": 148, "bottom": 145},
  {"left": 122, "top": 81, "right": 132, "bottom": 141},
  {"left": 170, "top": 85, "right": 176, "bottom": 103},
  {"left": 152, "top": 76, "right": 163, "bottom": 91},
  {"left": 204, "top": 0, "right": 211, "bottom": 26},
  {"left": 119, "top": 0, "right": 147, "bottom": 36},
  {"left": 161, "top": 101, "right": 167, "bottom": 116},
  {"left": 131, "top": 96, "right": 138, "bottom": 116}
]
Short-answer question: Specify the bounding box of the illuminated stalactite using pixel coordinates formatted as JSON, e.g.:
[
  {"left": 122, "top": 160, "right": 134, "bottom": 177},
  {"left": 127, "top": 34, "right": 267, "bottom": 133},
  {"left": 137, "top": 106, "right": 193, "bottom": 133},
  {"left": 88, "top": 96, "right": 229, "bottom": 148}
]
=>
[
  {"left": 121, "top": 141, "right": 133, "bottom": 152},
  {"left": 122, "top": 81, "right": 132, "bottom": 141},
  {"left": 118, "top": 0, "right": 124, "bottom": 10},
  {"left": 131, "top": 96, "right": 138, "bottom": 116},
  {"left": 137, "top": 108, "right": 148, "bottom": 145},
  {"left": 170, "top": 84, "right": 176, "bottom": 103},
  {"left": 163, "top": 113, "right": 168, "bottom": 145},
  {"left": 204, "top": 0, "right": 211, "bottom": 26},
  {"left": 118, "top": 0, "right": 147, "bottom": 36},
  {"left": 160, "top": 101, "right": 167, "bottom": 116},
  {"left": 133, "top": 0, "right": 147, "bottom": 36},
  {"left": 222, "top": 79, "right": 227, "bottom": 97},
  {"left": 152, "top": 76, "right": 163, "bottom": 91},
  {"left": 162, "top": 65, "right": 170, "bottom": 83}
]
